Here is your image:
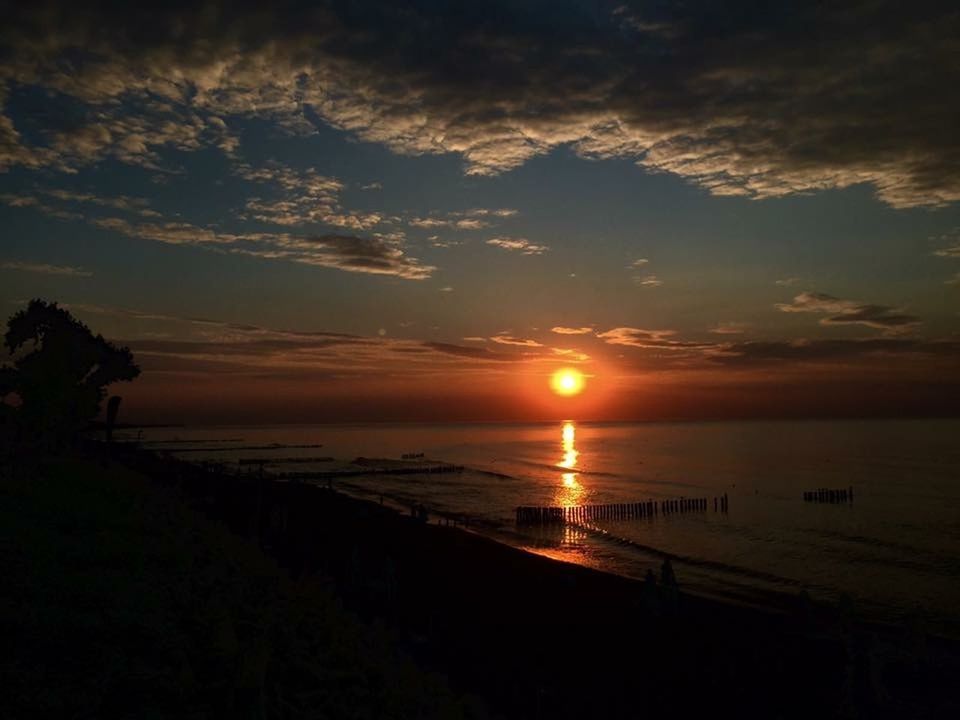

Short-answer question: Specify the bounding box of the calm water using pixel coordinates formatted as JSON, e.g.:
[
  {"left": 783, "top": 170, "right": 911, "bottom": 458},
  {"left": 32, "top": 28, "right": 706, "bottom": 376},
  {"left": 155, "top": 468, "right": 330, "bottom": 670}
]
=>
[{"left": 127, "top": 419, "right": 960, "bottom": 634}]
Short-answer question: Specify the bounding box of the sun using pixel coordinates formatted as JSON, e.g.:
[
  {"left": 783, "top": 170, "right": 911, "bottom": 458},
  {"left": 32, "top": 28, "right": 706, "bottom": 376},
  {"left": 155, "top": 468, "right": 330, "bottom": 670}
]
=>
[{"left": 550, "top": 368, "right": 585, "bottom": 397}]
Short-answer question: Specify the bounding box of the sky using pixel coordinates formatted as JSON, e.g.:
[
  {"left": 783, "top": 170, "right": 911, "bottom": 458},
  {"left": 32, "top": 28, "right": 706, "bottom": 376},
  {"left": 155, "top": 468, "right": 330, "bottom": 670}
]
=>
[{"left": 1, "top": 0, "right": 959, "bottom": 423}]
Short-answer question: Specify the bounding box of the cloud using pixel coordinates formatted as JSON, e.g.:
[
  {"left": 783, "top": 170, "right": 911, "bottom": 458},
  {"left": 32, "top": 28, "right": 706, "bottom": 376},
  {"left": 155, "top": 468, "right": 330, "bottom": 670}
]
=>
[
  {"left": 946, "top": 273, "right": 960, "bottom": 286},
  {"left": 422, "top": 341, "right": 526, "bottom": 362},
  {"left": 466, "top": 208, "right": 517, "bottom": 218},
  {"left": 91, "top": 215, "right": 434, "bottom": 279},
  {"left": 0, "top": 260, "right": 92, "bottom": 277},
  {"left": 4, "top": 96, "right": 216, "bottom": 172},
  {"left": 6, "top": 181, "right": 434, "bottom": 279},
  {"left": 407, "top": 208, "right": 516, "bottom": 230},
  {"left": 551, "top": 326, "right": 593, "bottom": 335},
  {"left": 64, "top": 303, "right": 551, "bottom": 379},
  {"left": 776, "top": 292, "right": 920, "bottom": 332},
  {"left": 486, "top": 237, "right": 548, "bottom": 255},
  {"left": 714, "top": 338, "right": 960, "bottom": 366},
  {"left": 239, "top": 234, "right": 436, "bottom": 280},
  {"left": 596, "top": 327, "right": 713, "bottom": 352},
  {"left": 39, "top": 189, "right": 160, "bottom": 217},
  {"left": 490, "top": 334, "right": 544, "bottom": 348},
  {"left": 4, "top": 2, "right": 958, "bottom": 207},
  {"left": 234, "top": 162, "right": 384, "bottom": 231},
  {"left": 931, "top": 228, "right": 959, "bottom": 257},
  {"left": 66, "top": 303, "right": 367, "bottom": 344},
  {"left": 629, "top": 258, "right": 649, "bottom": 268},
  {"left": 0, "top": 192, "right": 82, "bottom": 220},
  {"left": 92, "top": 217, "right": 240, "bottom": 246},
  {"left": 775, "top": 277, "right": 801, "bottom": 287},
  {"left": 709, "top": 322, "right": 750, "bottom": 335},
  {"left": 428, "top": 236, "right": 462, "bottom": 248},
  {"left": 634, "top": 274, "right": 663, "bottom": 287},
  {"left": 453, "top": 218, "right": 488, "bottom": 230},
  {"left": 552, "top": 347, "right": 590, "bottom": 362}
]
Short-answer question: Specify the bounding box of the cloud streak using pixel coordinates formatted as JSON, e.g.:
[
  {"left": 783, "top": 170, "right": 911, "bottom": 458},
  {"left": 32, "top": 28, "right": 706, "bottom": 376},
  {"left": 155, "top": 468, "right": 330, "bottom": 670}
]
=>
[
  {"left": 486, "top": 237, "right": 548, "bottom": 255},
  {"left": 714, "top": 338, "right": 960, "bottom": 366},
  {"left": 596, "top": 327, "right": 714, "bottom": 352},
  {"left": 551, "top": 326, "right": 593, "bottom": 335},
  {"left": 0, "top": 260, "right": 92, "bottom": 277},
  {"left": 776, "top": 292, "right": 920, "bottom": 332},
  {"left": 490, "top": 334, "right": 544, "bottom": 348},
  {"left": 4, "top": 185, "right": 434, "bottom": 279}
]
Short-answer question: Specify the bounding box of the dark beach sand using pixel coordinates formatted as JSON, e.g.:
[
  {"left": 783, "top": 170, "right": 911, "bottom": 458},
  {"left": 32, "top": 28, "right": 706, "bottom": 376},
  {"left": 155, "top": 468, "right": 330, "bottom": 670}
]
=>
[{"left": 7, "top": 442, "right": 960, "bottom": 719}]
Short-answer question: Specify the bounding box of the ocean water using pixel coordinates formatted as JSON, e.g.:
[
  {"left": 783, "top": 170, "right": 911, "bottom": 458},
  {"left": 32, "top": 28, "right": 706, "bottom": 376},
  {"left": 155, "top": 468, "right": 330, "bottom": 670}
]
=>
[{"left": 127, "top": 419, "right": 960, "bottom": 634}]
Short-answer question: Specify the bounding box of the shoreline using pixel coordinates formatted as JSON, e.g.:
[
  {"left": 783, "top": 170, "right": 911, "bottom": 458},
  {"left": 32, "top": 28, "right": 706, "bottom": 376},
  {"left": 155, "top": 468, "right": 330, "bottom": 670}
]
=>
[
  {"left": 117, "top": 419, "right": 960, "bottom": 641},
  {"left": 102, "top": 441, "right": 960, "bottom": 717},
  {"left": 132, "top": 432, "right": 959, "bottom": 643},
  {"left": 323, "top": 468, "right": 960, "bottom": 642}
]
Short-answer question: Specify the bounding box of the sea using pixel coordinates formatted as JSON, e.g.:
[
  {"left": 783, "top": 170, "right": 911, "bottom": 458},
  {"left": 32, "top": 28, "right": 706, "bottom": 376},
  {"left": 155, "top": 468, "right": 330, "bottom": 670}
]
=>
[{"left": 122, "top": 419, "right": 960, "bottom": 636}]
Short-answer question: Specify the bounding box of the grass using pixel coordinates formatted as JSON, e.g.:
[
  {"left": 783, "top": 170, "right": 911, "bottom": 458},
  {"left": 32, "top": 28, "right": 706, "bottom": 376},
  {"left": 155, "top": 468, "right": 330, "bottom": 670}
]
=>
[{"left": 0, "top": 455, "right": 480, "bottom": 719}]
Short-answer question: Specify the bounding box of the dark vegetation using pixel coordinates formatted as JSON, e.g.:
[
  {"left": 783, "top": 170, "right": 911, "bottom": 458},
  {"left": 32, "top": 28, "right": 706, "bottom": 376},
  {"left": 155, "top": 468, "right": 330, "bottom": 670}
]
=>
[
  {"left": 0, "top": 299, "right": 138, "bottom": 448},
  {"left": 0, "top": 454, "right": 480, "bottom": 719}
]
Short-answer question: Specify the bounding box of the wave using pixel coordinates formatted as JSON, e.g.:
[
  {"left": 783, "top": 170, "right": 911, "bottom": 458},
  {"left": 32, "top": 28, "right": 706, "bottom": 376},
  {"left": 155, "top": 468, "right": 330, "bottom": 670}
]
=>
[
  {"left": 461, "top": 460, "right": 708, "bottom": 493},
  {"left": 797, "top": 526, "right": 960, "bottom": 572},
  {"left": 561, "top": 520, "right": 812, "bottom": 590}
]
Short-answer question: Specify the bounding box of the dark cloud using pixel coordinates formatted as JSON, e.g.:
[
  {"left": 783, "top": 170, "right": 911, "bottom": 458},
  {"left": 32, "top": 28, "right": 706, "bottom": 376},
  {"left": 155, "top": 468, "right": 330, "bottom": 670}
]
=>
[
  {"left": 423, "top": 341, "right": 526, "bottom": 362},
  {"left": 776, "top": 292, "right": 920, "bottom": 332},
  {"left": 289, "top": 234, "right": 435, "bottom": 278},
  {"left": 714, "top": 338, "right": 960, "bottom": 366},
  {"left": 2, "top": 1, "right": 957, "bottom": 207}
]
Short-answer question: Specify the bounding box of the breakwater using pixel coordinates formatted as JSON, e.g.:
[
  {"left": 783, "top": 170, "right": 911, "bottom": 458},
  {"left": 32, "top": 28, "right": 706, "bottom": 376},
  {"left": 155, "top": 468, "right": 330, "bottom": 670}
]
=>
[
  {"left": 516, "top": 494, "right": 728, "bottom": 525},
  {"left": 803, "top": 487, "right": 854, "bottom": 504}
]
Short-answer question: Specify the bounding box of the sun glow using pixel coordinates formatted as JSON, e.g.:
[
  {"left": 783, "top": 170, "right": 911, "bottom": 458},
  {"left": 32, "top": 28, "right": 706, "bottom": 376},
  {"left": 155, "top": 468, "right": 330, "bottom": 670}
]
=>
[{"left": 550, "top": 368, "right": 585, "bottom": 396}]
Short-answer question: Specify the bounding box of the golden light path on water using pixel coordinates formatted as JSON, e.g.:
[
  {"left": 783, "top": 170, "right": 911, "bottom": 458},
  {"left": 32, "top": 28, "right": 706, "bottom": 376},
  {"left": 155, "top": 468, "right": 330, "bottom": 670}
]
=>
[
  {"left": 554, "top": 421, "right": 587, "bottom": 509},
  {"left": 520, "top": 421, "right": 596, "bottom": 566}
]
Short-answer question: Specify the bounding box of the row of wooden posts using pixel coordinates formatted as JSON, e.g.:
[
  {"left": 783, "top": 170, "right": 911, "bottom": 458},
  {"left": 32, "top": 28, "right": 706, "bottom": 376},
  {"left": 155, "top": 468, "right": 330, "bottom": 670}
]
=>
[
  {"left": 516, "top": 494, "right": 729, "bottom": 526},
  {"left": 803, "top": 487, "right": 854, "bottom": 504}
]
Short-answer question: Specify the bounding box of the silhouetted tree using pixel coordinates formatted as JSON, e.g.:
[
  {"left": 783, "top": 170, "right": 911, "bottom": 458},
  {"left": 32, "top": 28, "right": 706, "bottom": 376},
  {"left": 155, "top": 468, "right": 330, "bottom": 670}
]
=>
[{"left": 1, "top": 299, "right": 139, "bottom": 445}]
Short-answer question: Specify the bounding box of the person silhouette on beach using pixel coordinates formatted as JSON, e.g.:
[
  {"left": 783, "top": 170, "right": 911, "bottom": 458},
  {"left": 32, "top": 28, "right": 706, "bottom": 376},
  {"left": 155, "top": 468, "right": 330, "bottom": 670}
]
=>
[{"left": 660, "top": 558, "right": 679, "bottom": 610}]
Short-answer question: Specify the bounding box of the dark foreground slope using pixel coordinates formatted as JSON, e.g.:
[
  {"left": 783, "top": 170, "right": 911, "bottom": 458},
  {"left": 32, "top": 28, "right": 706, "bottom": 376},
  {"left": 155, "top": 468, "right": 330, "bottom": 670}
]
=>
[
  {"left": 4, "top": 444, "right": 959, "bottom": 719},
  {"left": 0, "top": 454, "right": 481, "bottom": 719}
]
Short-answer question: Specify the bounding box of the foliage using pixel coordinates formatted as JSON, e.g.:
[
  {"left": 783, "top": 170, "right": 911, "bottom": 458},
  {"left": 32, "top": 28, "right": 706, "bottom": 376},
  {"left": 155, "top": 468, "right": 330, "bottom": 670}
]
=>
[{"left": 1, "top": 299, "right": 139, "bottom": 442}]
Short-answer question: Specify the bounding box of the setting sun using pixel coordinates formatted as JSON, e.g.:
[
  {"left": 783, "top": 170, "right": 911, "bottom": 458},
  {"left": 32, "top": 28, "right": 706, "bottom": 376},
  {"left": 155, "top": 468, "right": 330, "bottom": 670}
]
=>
[{"left": 550, "top": 368, "right": 585, "bottom": 397}]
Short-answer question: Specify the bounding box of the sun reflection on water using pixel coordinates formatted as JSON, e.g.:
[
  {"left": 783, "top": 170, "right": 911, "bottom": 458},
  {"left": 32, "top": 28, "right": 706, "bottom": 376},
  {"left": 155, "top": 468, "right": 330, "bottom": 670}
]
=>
[{"left": 554, "top": 421, "right": 586, "bottom": 508}]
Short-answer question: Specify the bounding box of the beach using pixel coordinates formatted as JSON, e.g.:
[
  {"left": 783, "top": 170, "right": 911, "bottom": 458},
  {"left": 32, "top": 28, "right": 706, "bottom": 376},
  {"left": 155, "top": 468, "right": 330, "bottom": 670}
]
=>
[{"left": 93, "top": 441, "right": 960, "bottom": 718}]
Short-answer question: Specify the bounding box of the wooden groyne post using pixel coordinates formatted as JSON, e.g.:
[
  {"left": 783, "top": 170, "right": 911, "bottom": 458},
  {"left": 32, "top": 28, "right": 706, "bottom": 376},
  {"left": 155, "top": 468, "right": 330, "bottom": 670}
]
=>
[
  {"left": 803, "top": 486, "right": 853, "bottom": 504},
  {"left": 516, "top": 495, "right": 726, "bottom": 526}
]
